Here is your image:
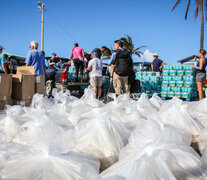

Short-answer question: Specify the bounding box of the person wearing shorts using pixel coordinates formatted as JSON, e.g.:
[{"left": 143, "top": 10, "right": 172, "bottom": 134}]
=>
[
  {"left": 85, "top": 48, "right": 103, "bottom": 99},
  {"left": 192, "top": 49, "right": 207, "bottom": 100}
]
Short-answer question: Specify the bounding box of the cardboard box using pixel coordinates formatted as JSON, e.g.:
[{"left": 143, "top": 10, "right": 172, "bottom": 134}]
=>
[
  {"left": 0, "top": 99, "right": 13, "bottom": 110},
  {"left": 13, "top": 99, "right": 32, "bottom": 107},
  {"left": 35, "top": 75, "right": 45, "bottom": 94},
  {"left": 0, "top": 74, "right": 12, "bottom": 101},
  {"left": 12, "top": 74, "right": 35, "bottom": 100},
  {"left": 17, "top": 66, "right": 35, "bottom": 74},
  {"left": 17, "top": 66, "right": 45, "bottom": 94}
]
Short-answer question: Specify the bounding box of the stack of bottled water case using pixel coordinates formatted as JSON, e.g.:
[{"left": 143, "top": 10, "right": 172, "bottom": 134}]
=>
[
  {"left": 136, "top": 72, "right": 162, "bottom": 95},
  {"left": 161, "top": 65, "right": 197, "bottom": 100},
  {"left": 68, "top": 67, "right": 77, "bottom": 82}
]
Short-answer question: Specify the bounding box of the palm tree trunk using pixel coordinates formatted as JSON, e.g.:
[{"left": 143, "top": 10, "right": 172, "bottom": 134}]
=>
[{"left": 200, "top": 0, "right": 204, "bottom": 50}]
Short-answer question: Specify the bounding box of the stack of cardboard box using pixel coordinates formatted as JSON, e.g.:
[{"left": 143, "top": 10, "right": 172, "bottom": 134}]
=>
[
  {"left": 12, "top": 66, "right": 45, "bottom": 107},
  {"left": 0, "top": 74, "right": 13, "bottom": 109}
]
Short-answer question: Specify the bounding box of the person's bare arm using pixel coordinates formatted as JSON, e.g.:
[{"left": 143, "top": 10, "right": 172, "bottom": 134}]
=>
[
  {"left": 82, "top": 49, "right": 85, "bottom": 58},
  {"left": 85, "top": 66, "right": 92, "bottom": 72},
  {"left": 110, "top": 64, "right": 114, "bottom": 83},
  {"left": 69, "top": 51, "right": 73, "bottom": 64},
  {"left": 26, "top": 64, "right": 29, "bottom": 66},
  {"left": 2, "top": 63, "right": 7, "bottom": 74},
  {"left": 194, "top": 57, "right": 198, "bottom": 62},
  {"left": 151, "top": 64, "right": 153, "bottom": 71},
  {"left": 106, "top": 66, "right": 109, "bottom": 75},
  {"left": 49, "top": 62, "right": 56, "bottom": 65},
  {"left": 160, "top": 62, "right": 165, "bottom": 70},
  {"left": 8, "top": 63, "right": 12, "bottom": 74},
  {"left": 192, "top": 57, "right": 205, "bottom": 70}
]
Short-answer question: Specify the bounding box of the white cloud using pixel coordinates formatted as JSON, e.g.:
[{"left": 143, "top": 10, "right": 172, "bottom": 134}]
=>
[
  {"left": 141, "top": 49, "right": 153, "bottom": 62},
  {"left": 132, "top": 49, "right": 153, "bottom": 62}
]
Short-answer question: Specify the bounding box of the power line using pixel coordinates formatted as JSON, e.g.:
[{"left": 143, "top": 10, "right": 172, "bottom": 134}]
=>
[{"left": 45, "top": 9, "right": 77, "bottom": 43}]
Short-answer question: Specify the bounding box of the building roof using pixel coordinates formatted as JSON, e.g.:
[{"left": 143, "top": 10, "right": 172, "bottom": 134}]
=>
[
  {"left": 2, "top": 51, "right": 25, "bottom": 60},
  {"left": 177, "top": 55, "right": 199, "bottom": 63}
]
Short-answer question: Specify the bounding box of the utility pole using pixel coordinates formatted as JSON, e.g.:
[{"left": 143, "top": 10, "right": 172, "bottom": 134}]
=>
[{"left": 37, "top": 2, "right": 44, "bottom": 51}]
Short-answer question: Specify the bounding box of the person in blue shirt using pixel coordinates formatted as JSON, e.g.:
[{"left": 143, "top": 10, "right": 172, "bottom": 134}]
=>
[
  {"left": 151, "top": 53, "right": 165, "bottom": 74},
  {"left": 192, "top": 49, "right": 207, "bottom": 100},
  {"left": 25, "top": 41, "right": 45, "bottom": 75},
  {"left": 0, "top": 45, "right": 8, "bottom": 74}
]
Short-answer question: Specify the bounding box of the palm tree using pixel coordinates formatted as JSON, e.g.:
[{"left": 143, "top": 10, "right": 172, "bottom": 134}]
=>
[
  {"left": 172, "top": 0, "right": 205, "bottom": 50},
  {"left": 102, "top": 47, "right": 113, "bottom": 58},
  {"left": 120, "top": 35, "right": 146, "bottom": 58}
]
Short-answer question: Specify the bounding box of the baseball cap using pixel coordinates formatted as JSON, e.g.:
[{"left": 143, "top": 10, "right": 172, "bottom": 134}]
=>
[
  {"left": 92, "top": 52, "right": 98, "bottom": 56},
  {"left": 153, "top": 53, "right": 158, "bottom": 57},
  {"left": 92, "top": 48, "right": 102, "bottom": 58},
  {"left": 0, "top": 45, "right": 5, "bottom": 50}
]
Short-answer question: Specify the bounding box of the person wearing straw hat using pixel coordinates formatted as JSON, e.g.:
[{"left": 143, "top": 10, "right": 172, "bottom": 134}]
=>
[{"left": 151, "top": 53, "right": 165, "bottom": 75}]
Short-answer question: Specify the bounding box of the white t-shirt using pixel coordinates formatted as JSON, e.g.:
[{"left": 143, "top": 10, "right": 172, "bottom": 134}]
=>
[{"left": 88, "top": 58, "right": 103, "bottom": 77}]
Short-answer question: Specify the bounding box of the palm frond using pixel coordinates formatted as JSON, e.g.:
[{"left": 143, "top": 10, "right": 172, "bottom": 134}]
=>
[
  {"left": 134, "top": 52, "right": 142, "bottom": 58},
  {"left": 172, "top": 0, "right": 181, "bottom": 11},
  {"left": 120, "top": 38, "right": 130, "bottom": 46},
  {"left": 126, "top": 35, "right": 132, "bottom": 45},
  {"left": 134, "top": 50, "right": 143, "bottom": 54},
  {"left": 133, "top": 46, "right": 147, "bottom": 51},
  {"left": 194, "top": 0, "right": 200, "bottom": 20},
  {"left": 185, "top": 0, "right": 191, "bottom": 20},
  {"left": 120, "top": 37, "right": 133, "bottom": 52},
  {"left": 103, "top": 47, "right": 112, "bottom": 57}
]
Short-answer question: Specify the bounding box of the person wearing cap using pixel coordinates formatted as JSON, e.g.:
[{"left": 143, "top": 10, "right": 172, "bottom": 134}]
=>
[
  {"left": 25, "top": 41, "right": 45, "bottom": 75},
  {"left": 48, "top": 53, "right": 62, "bottom": 70},
  {"left": 85, "top": 49, "right": 103, "bottom": 99},
  {"left": 151, "top": 53, "right": 165, "bottom": 74},
  {"left": 0, "top": 45, "right": 8, "bottom": 74}
]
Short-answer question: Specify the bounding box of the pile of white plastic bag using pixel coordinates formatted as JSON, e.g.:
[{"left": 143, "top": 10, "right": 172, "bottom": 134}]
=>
[{"left": 0, "top": 86, "right": 207, "bottom": 180}]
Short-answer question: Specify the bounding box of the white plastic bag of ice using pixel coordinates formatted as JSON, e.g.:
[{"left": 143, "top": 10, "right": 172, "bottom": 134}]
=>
[
  {"left": 191, "top": 97, "right": 207, "bottom": 118},
  {"left": 101, "top": 137, "right": 207, "bottom": 180},
  {"left": 72, "top": 114, "right": 129, "bottom": 171},
  {"left": 150, "top": 93, "right": 163, "bottom": 110},
  {"left": 119, "top": 120, "right": 192, "bottom": 159},
  {"left": 0, "top": 125, "right": 99, "bottom": 180},
  {"left": 159, "top": 98, "right": 203, "bottom": 139}
]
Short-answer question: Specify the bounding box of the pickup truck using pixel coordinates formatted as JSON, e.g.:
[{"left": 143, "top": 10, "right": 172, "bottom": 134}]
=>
[{"left": 45, "top": 66, "right": 90, "bottom": 97}]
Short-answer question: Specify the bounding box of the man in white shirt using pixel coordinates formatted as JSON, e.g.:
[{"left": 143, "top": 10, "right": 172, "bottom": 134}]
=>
[{"left": 85, "top": 49, "right": 103, "bottom": 99}]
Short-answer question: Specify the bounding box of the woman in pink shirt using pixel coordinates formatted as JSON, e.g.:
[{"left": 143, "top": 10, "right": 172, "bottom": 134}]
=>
[{"left": 69, "top": 43, "right": 85, "bottom": 82}]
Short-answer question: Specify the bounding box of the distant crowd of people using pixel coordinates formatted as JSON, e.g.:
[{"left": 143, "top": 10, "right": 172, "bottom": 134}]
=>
[{"left": 0, "top": 41, "right": 206, "bottom": 100}]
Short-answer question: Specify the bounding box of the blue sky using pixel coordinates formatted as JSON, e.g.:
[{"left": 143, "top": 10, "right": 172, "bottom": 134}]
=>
[{"left": 1, "top": 0, "right": 206, "bottom": 64}]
